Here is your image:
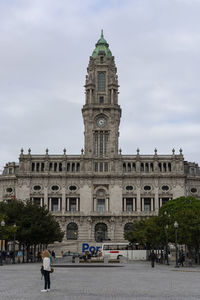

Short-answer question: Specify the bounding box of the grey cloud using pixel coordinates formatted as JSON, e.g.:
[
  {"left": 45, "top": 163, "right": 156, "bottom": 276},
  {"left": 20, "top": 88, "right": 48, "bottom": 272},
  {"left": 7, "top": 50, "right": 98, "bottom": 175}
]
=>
[{"left": 0, "top": 0, "right": 200, "bottom": 170}]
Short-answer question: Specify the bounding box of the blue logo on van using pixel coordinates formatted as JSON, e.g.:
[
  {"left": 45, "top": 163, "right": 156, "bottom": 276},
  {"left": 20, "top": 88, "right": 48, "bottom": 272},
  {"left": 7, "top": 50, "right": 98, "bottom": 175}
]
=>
[{"left": 82, "top": 243, "right": 101, "bottom": 253}]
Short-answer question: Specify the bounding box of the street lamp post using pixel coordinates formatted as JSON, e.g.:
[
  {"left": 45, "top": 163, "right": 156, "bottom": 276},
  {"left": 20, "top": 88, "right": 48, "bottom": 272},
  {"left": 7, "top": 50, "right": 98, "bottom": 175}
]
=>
[
  {"left": 13, "top": 224, "right": 16, "bottom": 264},
  {"left": 0, "top": 220, "right": 5, "bottom": 266},
  {"left": 165, "top": 225, "right": 169, "bottom": 265},
  {"left": 174, "top": 221, "right": 179, "bottom": 268},
  {"left": 164, "top": 211, "right": 170, "bottom": 266}
]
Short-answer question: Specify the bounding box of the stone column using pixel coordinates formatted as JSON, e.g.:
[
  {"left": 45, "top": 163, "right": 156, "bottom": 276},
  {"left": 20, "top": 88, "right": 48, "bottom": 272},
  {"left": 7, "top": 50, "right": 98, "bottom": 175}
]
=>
[
  {"left": 141, "top": 198, "right": 144, "bottom": 211},
  {"left": 67, "top": 198, "right": 69, "bottom": 211},
  {"left": 90, "top": 89, "right": 92, "bottom": 104},
  {"left": 76, "top": 198, "right": 79, "bottom": 211},
  {"left": 49, "top": 198, "right": 52, "bottom": 211},
  {"left": 111, "top": 89, "right": 114, "bottom": 104},
  {"left": 123, "top": 198, "right": 126, "bottom": 212},
  {"left": 62, "top": 188, "right": 66, "bottom": 214},
  {"left": 136, "top": 189, "right": 141, "bottom": 211},
  {"left": 44, "top": 187, "right": 48, "bottom": 208},
  {"left": 154, "top": 188, "right": 159, "bottom": 211},
  {"left": 95, "top": 198, "right": 98, "bottom": 211},
  {"left": 160, "top": 198, "right": 163, "bottom": 208},
  {"left": 58, "top": 198, "right": 61, "bottom": 211},
  {"left": 40, "top": 198, "right": 43, "bottom": 207},
  {"left": 106, "top": 198, "right": 109, "bottom": 212},
  {"left": 133, "top": 198, "right": 136, "bottom": 211},
  {"left": 151, "top": 198, "right": 154, "bottom": 211}
]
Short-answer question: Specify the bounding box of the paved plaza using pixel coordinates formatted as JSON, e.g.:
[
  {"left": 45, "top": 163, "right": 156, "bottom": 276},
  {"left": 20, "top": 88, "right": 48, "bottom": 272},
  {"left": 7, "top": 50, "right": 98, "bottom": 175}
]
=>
[{"left": 0, "top": 261, "right": 200, "bottom": 300}]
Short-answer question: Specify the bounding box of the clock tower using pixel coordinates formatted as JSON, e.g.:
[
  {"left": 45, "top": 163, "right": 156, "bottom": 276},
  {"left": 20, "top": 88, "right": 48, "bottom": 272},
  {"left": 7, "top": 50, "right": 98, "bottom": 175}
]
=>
[{"left": 82, "top": 31, "right": 121, "bottom": 159}]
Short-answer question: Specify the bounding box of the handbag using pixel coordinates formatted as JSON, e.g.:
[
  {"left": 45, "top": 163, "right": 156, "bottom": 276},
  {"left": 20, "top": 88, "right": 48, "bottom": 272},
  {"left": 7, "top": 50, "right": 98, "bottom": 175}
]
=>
[
  {"left": 40, "top": 266, "right": 44, "bottom": 279},
  {"left": 51, "top": 267, "right": 54, "bottom": 273}
]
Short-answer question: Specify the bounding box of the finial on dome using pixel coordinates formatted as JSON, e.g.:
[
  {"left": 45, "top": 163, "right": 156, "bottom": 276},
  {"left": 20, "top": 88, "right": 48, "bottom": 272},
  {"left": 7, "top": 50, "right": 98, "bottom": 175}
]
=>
[{"left": 101, "top": 29, "right": 104, "bottom": 38}]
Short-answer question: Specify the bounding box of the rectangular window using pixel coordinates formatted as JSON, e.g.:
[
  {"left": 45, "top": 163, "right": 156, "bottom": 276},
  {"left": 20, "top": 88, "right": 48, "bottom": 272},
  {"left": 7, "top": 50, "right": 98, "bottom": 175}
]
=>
[
  {"left": 104, "top": 162, "right": 108, "bottom": 172},
  {"left": 94, "top": 162, "right": 98, "bottom": 172},
  {"left": 104, "top": 132, "right": 108, "bottom": 155},
  {"left": 99, "top": 162, "right": 103, "bottom": 172},
  {"left": 144, "top": 198, "right": 151, "bottom": 211},
  {"left": 94, "top": 132, "right": 98, "bottom": 155},
  {"left": 52, "top": 198, "right": 58, "bottom": 212},
  {"left": 99, "top": 96, "right": 104, "bottom": 104},
  {"left": 97, "top": 199, "right": 105, "bottom": 212},
  {"left": 69, "top": 198, "right": 76, "bottom": 212},
  {"left": 126, "top": 198, "right": 133, "bottom": 211},
  {"left": 41, "top": 162, "right": 44, "bottom": 172},
  {"left": 162, "top": 198, "right": 169, "bottom": 205},
  {"left": 33, "top": 197, "right": 41, "bottom": 206},
  {"left": 31, "top": 163, "right": 35, "bottom": 172},
  {"left": 100, "top": 132, "right": 103, "bottom": 155},
  {"left": 98, "top": 72, "right": 106, "bottom": 91}
]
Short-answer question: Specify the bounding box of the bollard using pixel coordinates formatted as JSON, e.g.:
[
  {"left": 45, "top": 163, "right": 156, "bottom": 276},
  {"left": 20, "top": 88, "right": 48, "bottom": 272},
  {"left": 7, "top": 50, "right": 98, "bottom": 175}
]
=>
[
  {"left": 104, "top": 256, "right": 109, "bottom": 264},
  {"left": 75, "top": 256, "right": 80, "bottom": 263}
]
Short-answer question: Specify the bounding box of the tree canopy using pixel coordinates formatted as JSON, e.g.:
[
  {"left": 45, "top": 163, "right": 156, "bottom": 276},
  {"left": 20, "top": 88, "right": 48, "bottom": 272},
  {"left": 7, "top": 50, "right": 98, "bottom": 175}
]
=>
[
  {"left": 0, "top": 199, "right": 64, "bottom": 248},
  {"left": 125, "top": 196, "right": 200, "bottom": 252}
]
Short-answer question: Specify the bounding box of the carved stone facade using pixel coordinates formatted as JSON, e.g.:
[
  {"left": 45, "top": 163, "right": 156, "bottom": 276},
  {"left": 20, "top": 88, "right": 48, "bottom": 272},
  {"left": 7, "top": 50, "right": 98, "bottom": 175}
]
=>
[{"left": 0, "top": 32, "right": 200, "bottom": 253}]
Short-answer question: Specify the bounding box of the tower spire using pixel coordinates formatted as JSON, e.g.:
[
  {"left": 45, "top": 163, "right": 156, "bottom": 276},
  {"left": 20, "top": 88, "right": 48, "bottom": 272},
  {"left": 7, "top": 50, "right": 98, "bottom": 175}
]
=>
[{"left": 101, "top": 29, "right": 104, "bottom": 38}]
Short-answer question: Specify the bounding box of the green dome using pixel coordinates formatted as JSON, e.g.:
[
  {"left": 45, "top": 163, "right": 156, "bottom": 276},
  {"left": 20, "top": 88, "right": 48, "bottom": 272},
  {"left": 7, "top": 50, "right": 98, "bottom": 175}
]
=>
[{"left": 92, "top": 30, "right": 112, "bottom": 58}]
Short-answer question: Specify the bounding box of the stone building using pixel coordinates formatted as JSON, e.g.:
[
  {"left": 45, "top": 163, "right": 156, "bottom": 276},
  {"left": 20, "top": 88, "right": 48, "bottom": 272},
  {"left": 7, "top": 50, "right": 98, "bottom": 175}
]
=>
[{"left": 0, "top": 32, "right": 200, "bottom": 253}]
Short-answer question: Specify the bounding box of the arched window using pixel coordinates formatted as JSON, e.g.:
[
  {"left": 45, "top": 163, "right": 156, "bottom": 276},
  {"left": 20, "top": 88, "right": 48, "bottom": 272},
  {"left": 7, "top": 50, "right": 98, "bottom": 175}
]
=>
[
  {"left": 124, "top": 223, "right": 133, "bottom": 234},
  {"left": 132, "top": 163, "right": 136, "bottom": 172},
  {"left": 59, "top": 163, "right": 62, "bottom": 172},
  {"left": 95, "top": 223, "right": 108, "bottom": 242},
  {"left": 123, "top": 163, "right": 126, "bottom": 173},
  {"left": 128, "top": 163, "right": 131, "bottom": 172},
  {"left": 67, "top": 222, "right": 78, "bottom": 240},
  {"left": 98, "top": 72, "right": 106, "bottom": 91},
  {"left": 36, "top": 162, "right": 40, "bottom": 172},
  {"left": 76, "top": 163, "right": 80, "bottom": 172},
  {"left": 67, "top": 163, "right": 70, "bottom": 172}
]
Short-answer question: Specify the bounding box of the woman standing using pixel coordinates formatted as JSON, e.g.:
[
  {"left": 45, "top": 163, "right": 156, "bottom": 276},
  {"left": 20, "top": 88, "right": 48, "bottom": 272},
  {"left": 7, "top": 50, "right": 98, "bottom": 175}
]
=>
[{"left": 41, "top": 250, "right": 51, "bottom": 292}]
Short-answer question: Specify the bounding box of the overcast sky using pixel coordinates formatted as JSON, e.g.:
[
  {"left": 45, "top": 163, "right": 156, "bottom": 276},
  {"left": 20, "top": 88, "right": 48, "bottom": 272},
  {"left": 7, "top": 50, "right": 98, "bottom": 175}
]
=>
[{"left": 0, "top": 0, "right": 200, "bottom": 172}]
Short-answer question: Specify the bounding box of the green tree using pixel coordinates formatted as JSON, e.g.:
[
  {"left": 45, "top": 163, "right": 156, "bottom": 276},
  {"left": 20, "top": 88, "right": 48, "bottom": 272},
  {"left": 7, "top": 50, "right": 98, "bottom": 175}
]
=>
[
  {"left": 125, "top": 217, "right": 165, "bottom": 249},
  {"left": 0, "top": 199, "right": 64, "bottom": 256},
  {"left": 159, "top": 196, "right": 200, "bottom": 261},
  {"left": 125, "top": 197, "right": 200, "bottom": 262}
]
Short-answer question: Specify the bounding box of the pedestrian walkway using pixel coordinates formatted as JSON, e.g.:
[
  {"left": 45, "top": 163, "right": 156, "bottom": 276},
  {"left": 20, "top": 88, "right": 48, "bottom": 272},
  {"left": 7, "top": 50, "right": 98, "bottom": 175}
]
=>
[{"left": 0, "top": 261, "right": 200, "bottom": 300}]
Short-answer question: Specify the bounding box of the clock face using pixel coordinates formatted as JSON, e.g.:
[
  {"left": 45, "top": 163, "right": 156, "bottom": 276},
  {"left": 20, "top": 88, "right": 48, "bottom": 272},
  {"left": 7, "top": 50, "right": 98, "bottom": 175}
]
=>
[{"left": 96, "top": 117, "right": 106, "bottom": 127}]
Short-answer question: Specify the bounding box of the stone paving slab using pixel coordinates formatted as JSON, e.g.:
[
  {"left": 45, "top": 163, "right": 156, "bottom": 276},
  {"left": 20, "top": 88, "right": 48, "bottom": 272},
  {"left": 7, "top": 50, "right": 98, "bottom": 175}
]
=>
[{"left": 0, "top": 261, "right": 200, "bottom": 300}]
